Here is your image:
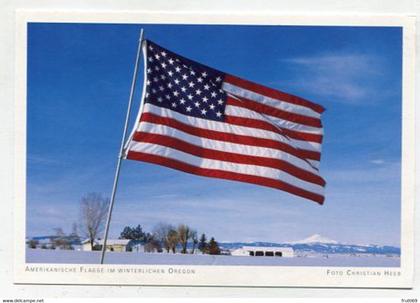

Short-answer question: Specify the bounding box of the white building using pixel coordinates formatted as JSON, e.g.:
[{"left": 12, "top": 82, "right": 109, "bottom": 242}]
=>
[
  {"left": 130, "top": 242, "right": 146, "bottom": 253},
  {"left": 231, "top": 246, "right": 294, "bottom": 257},
  {"left": 82, "top": 239, "right": 131, "bottom": 252}
]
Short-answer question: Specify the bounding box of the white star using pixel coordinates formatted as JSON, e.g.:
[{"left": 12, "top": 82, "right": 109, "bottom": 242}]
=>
[
  {"left": 161, "top": 62, "right": 167, "bottom": 69},
  {"left": 216, "top": 111, "right": 222, "bottom": 117},
  {"left": 155, "top": 54, "right": 160, "bottom": 60},
  {"left": 195, "top": 89, "right": 202, "bottom": 95},
  {"left": 153, "top": 77, "right": 158, "bottom": 82},
  {"left": 186, "top": 106, "right": 192, "bottom": 112},
  {"left": 168, "top": 71, "right": 174, "bottom": 77},
  {"left": 167, "top": 83, "right": 173, "bottom": 89},
  {"left": 165, "top": 94, "right": 170, "bottom": 100},
  {"left": 148, "top": 45, "right": 154, "bottom": 51},
  {"left": 204, "top": 84, "right": 210, "bottom": 90},
  {"left": 173, "top": 91, "right": 179, "bottom": 97},
  {"left": 217, "top": 99, "right": 224, "bottom": 105},
  {"left": 157, "top": 97, "right": 163, "bottom": 102},
  {"left": 190, "top": 70, "right": 196, "bottom": 76},
  {"left": 152, "top": 88, "right": 157, "bottom": 94},
  {"left": 215, "top": 76, "right": 222, "bottom": 82},
  {"left": 160, "top": 74, "right": 166, "bottom": 80},
  {"left": 182, "top": 74, "right": 188, "bottom": 80},
  {"left": 197, "top": 77, "right": 203, "bottom": 83},
  {"left": 146, "top": 80, "right": 151, "bottom": 86},
  {"left": 148, "top": 57, "right": 154, "bottom": 62},
  {"left": 187, "top": 94, "right": 193, "bottom": 100},
  {"left": 171, "top": 102, "right": 177, "bottom": 108},
  {"left": 155, "top": 66, "right": 160, "bottom": 71},
  {"left": 188, "top": 81, "right": 195, "bottom": 88},
  {"left": 161, "top": 51, "right": 167, "bottom": 57},
  {"left": 181, "top": 86, "right": 187, "bottom": 92},
  {"left": 174, "top": 79, "right": 180, "bottom": 85},
  {"left": 211, "top": 91, "right": 217, "bottom": 98},
  {"left": 168, "top": 58, "right": 174, "bottom": 65},
  {"left": 201, "top": 109, "right": 207, "bottom": 115},
  {"left": 194, "top": 101, "right": 200, "bottom": 108},
  {"left": 201, "top": 71, "right": 207, "bottom": 77},
  {"left": 159, "top": 85, "right": 164, "bottom": 91},
  {"left": 209, "top": 104, "right": 215, "bottom": 110},
  {"left": 175, "top": 66, "right": 181, "bottom": 73},
  {"left": 147, "top": 68, "right": 152, "bottom": 74},
  {"left": 180, "top": 98, "right": 186, "bottom": 104},
  {"left": 202, "top": 96, "right": 208, "bottom": 103},
  {"left": 145, "top": 93, "right": 149, "bottom": 98}
]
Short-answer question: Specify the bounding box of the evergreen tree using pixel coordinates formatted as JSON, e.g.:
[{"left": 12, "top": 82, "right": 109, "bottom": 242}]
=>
[
  {"left": 131, "top": 224, "right": 146, "bottom": 241},
  {"left": 198, "top": 233, "right": 207, "bottom": 254},
  {"left": 119, "top": 226, "right": 133, "bottom": 239},
  {"left": 207, "top": 237, "right": 220, "bottom": 255}
]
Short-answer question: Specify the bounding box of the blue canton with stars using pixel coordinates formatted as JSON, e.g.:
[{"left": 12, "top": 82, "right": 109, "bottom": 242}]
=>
[{"left": 144, "top": 40, "right": 227, "bottom": 121}]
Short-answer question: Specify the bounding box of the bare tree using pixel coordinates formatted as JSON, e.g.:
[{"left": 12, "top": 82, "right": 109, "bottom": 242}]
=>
[
  {"left": 70, "top": 222, "right": 79, "bottom": 236},
  {"left": 144, "top": 238, "right": 162, "bottom": 253},
  {"left": 52, "top": 227, "right": 70, "bottom": 250},
  {"left": 27, "top": 239, "right": 38, "bottom": 249},
  {"left": 79, "top": 192, "right": 109, "bottom": 250},
  {"left": 177, "top": 224, "right": 191, "bottom": 254},
  {"left": 190, "top": 229, "right": 198, "bottom": 254},
  {"left": 167, "top": 229, "right": 179, "bottom": 253},
  {"left": 153, "top": 223, "right": 174, "bottom": 253},
  {"left": 53, "top": 227, "right": 65, "bottom": 237}
]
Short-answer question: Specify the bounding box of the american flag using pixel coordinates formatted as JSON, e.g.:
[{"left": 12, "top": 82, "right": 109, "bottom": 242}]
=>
[{"left": 124, "top": 40, "right": 326, "bottom": 204}]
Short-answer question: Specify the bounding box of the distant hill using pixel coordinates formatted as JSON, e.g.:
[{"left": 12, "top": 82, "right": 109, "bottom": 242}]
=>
[
  {"left": 219, "top": 234, "right": 400, "bottom": 255},
  {"left": 29, "top": 234, "right": 400, "bottom": 255}
]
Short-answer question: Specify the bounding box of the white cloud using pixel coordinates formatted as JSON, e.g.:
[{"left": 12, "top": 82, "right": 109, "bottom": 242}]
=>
[
  {"left": 280, "top": 53, "right": 394, "bottom": 105},
  {"left": 370, "top": 159, "right": 385, "bottom": 165},
  {"left": 325, "top": 160, "right": 400, "bottom": 185}
]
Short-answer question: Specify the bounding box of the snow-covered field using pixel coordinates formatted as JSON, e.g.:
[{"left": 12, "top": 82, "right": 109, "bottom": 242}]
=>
[{"left": 26, "top": 249, "right": 400, "bottom": 267}]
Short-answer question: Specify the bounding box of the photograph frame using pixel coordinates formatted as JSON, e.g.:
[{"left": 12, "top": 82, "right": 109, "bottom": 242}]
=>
[{"left": 14, "top": 10, "right": 416, "bottom": 288}]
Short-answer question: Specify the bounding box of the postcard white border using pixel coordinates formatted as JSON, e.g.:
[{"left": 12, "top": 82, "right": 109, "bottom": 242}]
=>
[{"left": 14, "top": 10, "right": 416, "bottom": 288}]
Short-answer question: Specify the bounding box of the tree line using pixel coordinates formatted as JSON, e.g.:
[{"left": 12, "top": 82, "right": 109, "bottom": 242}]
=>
[
  {"left": 119, "top": 223, "right": 221, "bottom": 255},
  {"left": 28, "top": 192, "right": 221, "bottom": 255}
]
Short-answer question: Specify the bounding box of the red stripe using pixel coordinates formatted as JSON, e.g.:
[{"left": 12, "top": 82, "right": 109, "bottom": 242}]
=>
[
  {"left": 132, "top": 132, "right": 326, "bottom": 186},
  {"left": 140, "top": 112, "right": 321, "bottom": 161},
  {"left": 225, "top": 115, "right": 323, "bottom": 144},
  {"left": 126, "top": 151, "right": 324, "bottom": 204},
  {"left": 227, "top": 96, "right": 322, "bottom": 128},
  {"left": 224, "top": 74, "right": 325, "bottom": 114}
]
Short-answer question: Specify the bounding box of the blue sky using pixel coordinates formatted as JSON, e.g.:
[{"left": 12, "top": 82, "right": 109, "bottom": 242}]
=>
[{"left": 27, "top": 23, "right": 402, "bottom": 246}]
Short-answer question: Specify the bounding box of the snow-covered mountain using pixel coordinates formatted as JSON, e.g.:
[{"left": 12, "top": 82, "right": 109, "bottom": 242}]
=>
[
  {"left": 287, "top": 234, "right": 338, "bottom": 244},
  {"left": 219, "top": 234, "right": 400, "bottom": 256}
]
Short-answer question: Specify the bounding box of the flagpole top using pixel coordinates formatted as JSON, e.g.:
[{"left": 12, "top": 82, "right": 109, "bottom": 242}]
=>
[{"left": 139, "top": 28, "right": 144, "bottom": 42}]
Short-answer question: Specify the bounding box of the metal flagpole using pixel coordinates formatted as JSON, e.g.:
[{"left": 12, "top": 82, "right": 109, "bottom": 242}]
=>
[{"left": 100, "top": 28, "right": 144, "bottom": 264}]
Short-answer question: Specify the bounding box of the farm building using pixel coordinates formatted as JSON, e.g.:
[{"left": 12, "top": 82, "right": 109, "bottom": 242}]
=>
[
  {"left": 231, "top": 246, "right": 294, "bottom": 257},
  {"left": 82, "top": 239, "right": 131, "bottom": 252}
]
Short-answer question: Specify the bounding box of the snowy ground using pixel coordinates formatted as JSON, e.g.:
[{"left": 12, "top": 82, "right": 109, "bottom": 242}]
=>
[{"left": 26, "top": 249, "right": 400, "bottom": 267}]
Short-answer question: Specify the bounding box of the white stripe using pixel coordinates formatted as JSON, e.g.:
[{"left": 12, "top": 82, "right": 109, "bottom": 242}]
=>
[
  {"left": 127, "top": 141, "right": 324, "bottom": 196},
  {"left": 308, "top": 159, "right": 319, "bottom": 169},
  {"left": 136, "top": 121, "right": 320, "bottom": 176},
  {"left": 223, "top": 82, "right": 321, "bottom": 119},
  {"left": 141, "top": 103, "right": 321, "bottom": 160},
  {"left": 225, "top": 104, "right": 323, "bottom": 136},
  {"left": 225, "top": 105, "right": 322, "bottom": 153},
  {"left": 123, "top": 39, "right": 150, "bottom": 154}
]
